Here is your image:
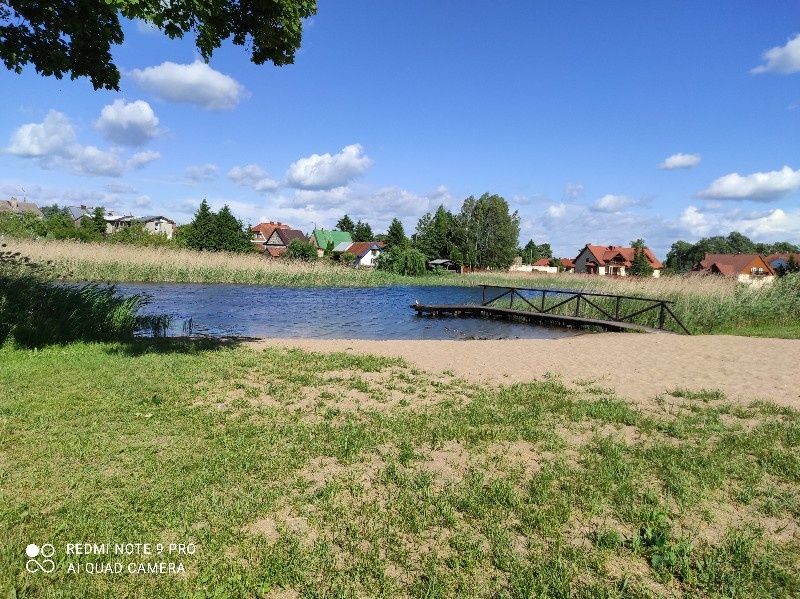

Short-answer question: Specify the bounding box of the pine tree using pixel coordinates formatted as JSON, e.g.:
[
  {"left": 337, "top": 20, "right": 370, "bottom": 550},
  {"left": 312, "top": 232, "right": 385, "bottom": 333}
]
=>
[
  {"left": 385, "top": 218, "right": 407, "bottom": 248},
  {"left": 630, "top": 239, "right": 654, "bottom": 277},
  {"left": 336, "top": 214, "right": 355, "bottom": 234},
  {"left": 352, "top": 220, "right": 374, "bottom": 242},
  {"left": 214, "top": 205, "right": 251, "bottom": 252},
  {"left": 185, "top": 199, "right": 216, "bottom": 251},
  {"left": 91, "top": 207, "right": 106, "bottom": 236}
]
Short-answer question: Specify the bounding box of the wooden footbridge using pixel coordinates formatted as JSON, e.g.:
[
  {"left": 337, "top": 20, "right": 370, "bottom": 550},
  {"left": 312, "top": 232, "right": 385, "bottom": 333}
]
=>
[{"left": 411, "top": 285, "right": 691, "bottom": 334}]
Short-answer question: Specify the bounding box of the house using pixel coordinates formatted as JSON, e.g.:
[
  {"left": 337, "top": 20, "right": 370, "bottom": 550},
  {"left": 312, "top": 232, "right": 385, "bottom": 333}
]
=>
[
  {"left": 251, "top": 221, "right": 291, "bottom": 249},
  {"left": 573, "top": 244, "right": 663, "bottom": 277},
  {"left": 66, "top": 205, "right": 136, "bottom": 234},
  {"left": 531, "top": 258, "right": 558, "bottom": 274},
  {"left": 0, "top": 198, "right": 43, "bottom": 217},
  {"left": 428, "top": 259, "right": 460, "bottom": 272},
  {"left": 260, "top": 226, "right": 306, "bottom": 257},
  {"left": 310, "top": 229, "right": 353, "bottom": 257},
  {"left": 694, "top": 254, "right": 775, "bottom": 286},
  {"left": 135, "top": 215, "right": 177, "bottom": 239},
  {"left": 333, "top": 241, "right": 385, "bottom": 267},
  {"left": 765, "top": 253, "right": 800, "bottom": 274},
  {"left": 560, "top": 258, "right": 575, "bottom": 273}
]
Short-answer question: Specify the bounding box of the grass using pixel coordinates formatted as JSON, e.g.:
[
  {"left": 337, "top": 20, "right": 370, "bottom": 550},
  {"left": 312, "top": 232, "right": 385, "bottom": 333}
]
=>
[
  {"left": 6, "top": 238, "right": 800, "bottom": 337},
  {"left": 1, "top": 340, "right": 798, "bottom": 597}
]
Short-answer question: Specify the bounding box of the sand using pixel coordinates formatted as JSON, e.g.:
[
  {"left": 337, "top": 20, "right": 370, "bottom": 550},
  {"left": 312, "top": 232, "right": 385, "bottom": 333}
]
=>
[{"left": 248, "top": 334, "right": 800, "bottom": 408}]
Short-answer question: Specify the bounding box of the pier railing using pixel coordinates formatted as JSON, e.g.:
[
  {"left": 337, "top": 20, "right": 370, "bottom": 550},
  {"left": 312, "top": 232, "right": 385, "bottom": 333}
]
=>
[{"left": 479, "top": 285, "right": 691, "bottom": 334}]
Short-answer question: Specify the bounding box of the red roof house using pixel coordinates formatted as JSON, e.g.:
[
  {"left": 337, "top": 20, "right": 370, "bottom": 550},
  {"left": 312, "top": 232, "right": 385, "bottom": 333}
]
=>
[{"left": 573, "top": 244, "right": 663, "bottom": 277}]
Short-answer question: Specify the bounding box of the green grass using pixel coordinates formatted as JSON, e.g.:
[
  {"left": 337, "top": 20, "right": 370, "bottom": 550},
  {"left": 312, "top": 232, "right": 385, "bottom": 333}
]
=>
[{"left": 1, "top": 341, "right": 798, "bottom": 597}]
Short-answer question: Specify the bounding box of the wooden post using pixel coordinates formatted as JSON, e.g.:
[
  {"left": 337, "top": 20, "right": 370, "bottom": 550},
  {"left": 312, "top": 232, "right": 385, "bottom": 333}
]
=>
[{"left": 574, "top": 293, "right": 581, "bottom": 317}]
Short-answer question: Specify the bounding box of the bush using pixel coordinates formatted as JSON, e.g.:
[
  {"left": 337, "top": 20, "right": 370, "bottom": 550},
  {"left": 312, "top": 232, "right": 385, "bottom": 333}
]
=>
[
  {"left": 376, "top": 247, "right": 427, "bottom": 276},
  {"left": 285, "top": 239, "right": 318, "bottom": 261},
  {"left": 108, "top": 222, "right": 175, "bottom": 247},
  {"left": 0, "top": 246, "right": 160, "bottom": 346}
]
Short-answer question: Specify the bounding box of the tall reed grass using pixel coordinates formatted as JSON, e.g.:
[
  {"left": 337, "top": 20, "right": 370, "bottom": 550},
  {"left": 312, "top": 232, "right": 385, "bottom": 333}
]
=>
[
  {"left": 6, "top": 238, "right": 798, "bottom": 336},
  {"left": 0, "top": 245, "right": 164, "bottom": 346}
]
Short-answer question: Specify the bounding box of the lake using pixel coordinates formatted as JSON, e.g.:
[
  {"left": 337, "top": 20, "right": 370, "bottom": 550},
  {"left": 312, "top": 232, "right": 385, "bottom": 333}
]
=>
[{"left": 115, "top": 283, "right": 580, "bottom": 340}]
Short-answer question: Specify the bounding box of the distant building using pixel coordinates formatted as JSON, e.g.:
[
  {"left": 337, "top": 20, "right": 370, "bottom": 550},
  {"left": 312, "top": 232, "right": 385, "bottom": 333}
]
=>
[
  {"left": 694, "top": 254, "right": 775, "bottom": 286},
  {"left": 310, "top": 229, "right": 353, "bottom": 257},
  {"left": 765, "top": 253, "right": 800, "bottom": 273},
  {"left": 332, "top": 241, "right": 385, "bottom": 267},
  {"left": 573, "top": 244, "right": 663, "bottom": 277},
  {"left": 560, "top": 258, "right": 575, "bottom": 273},
  {"left": 428, "top": 259, "right": 460, "bottom": 272},
  {"left": 0, "top": 199, "right": 43, "bottom": 217},
  {"left": 136, "top": 216, "right": 177, "bottom": 239},
  {"left": 251, "top": 221, "right": 291, "bottom": 249},
  {"left": 262, "top": 226, "right": 306, "bottom": 257}
]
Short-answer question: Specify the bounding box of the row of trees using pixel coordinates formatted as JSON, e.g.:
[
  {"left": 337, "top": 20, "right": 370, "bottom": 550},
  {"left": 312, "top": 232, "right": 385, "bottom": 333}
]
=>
[{"left": 665, "top": 232, "right": 800, "bottom": 273}]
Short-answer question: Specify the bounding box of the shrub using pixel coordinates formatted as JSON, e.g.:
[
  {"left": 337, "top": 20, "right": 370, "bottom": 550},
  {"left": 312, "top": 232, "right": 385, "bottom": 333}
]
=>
[
  {"left": 377, "top": 247, "right": 427, "bottom": 276},
  {"left": 285, "top": 238, "right": 318, "bottom": 261}
]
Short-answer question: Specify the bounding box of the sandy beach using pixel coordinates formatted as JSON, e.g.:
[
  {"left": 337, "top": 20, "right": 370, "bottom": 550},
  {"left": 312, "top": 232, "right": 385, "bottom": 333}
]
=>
[{"left": 249, "top": 334, "right": 800, "bottom": 408}]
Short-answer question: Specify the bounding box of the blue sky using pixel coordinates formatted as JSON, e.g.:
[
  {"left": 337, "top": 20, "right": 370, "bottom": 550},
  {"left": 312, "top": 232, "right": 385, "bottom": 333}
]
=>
[{"left": 1, "top": 1, "right": 799, "bottom": 257}]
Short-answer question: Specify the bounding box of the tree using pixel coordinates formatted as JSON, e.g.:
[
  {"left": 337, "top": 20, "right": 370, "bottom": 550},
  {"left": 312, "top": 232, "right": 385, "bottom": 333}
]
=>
[
  {"left": 385, "top": 218, "right": 407, "bottom": 248},
  {"left": 629, "top": 239, "right": 654, "bottom": 277},
  {"left": 184, "top": 199, "right": 216, "bottom": 251},
  {"left": 285, "top": 238, "right": 317, "bottom": 261},
  {"left": 0, "top": 0, "right": 317, "bottom": 90},
  {"left": 336, "top": 215, "right": 355, "bottom": 234},
  {"left": 457, "top": 193, "right": 520, "bottom": 269},
  {"left": 376, "top": 247, "right": 427, "bottom": 276},
  {"left": 91, "top": 207, "right": 106, "bottom": 236},
  {"left": 352, "top": 220, "right": 373, "bottom": 242},
  {"left": 520, "top": 240, "right": 540, "bottom": 264},
  {"left": 213, "top": 205, "right": 251, "bottom": 252},
  {"left": 414, "top": 205, "right": 456, "bottom": 260}
]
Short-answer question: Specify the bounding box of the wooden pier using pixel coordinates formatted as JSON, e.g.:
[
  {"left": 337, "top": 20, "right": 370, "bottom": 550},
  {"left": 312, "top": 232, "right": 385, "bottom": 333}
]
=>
[{"left": 411, "top": 285, "right": 691, "bottom": 334}]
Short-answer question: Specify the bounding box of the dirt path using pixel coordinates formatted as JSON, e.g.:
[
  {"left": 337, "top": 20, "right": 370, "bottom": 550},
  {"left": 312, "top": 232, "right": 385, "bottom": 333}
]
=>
[{"left": 247, "top": 334, "right": 800, "bottom": 408}]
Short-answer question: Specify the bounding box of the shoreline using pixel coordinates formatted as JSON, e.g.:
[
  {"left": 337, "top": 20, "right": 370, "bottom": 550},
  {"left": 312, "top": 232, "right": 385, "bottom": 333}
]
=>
[{"left": 247, "top": 334, "right": 800, "bottom": 408}]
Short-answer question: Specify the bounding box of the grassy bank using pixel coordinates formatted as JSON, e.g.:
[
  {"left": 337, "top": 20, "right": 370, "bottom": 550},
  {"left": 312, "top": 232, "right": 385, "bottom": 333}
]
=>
[
  {"left": 1, "top": 341, "right": 798, "bottom": 597},
  {"left": 6, "top": 238, "right": 800, "bottom": 337}
]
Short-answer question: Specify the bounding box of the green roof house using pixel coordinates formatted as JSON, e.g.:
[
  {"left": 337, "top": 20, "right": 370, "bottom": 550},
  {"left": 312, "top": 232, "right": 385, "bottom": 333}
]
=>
[{"left": 311, "top": 229, "right": 353, "bottom": 257}]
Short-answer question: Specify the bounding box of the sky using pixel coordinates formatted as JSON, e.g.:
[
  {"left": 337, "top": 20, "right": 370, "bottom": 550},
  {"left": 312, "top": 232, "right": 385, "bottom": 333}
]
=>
[{"left": 1, "top": 0, "right": 799, "bottom": 258}]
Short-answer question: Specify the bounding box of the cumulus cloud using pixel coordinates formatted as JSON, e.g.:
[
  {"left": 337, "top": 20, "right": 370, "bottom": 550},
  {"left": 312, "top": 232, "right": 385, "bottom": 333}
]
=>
[
  {"left": 185, "top": 163, "right": 218, "bottom": 182},
  {"left": 751, "top": 33, "right": 800, "bottom": 74},
  {"left": 95, "top": 99, "right": 159, "bottom": 146},
  {"left": 127, "top": 150, "right": 160, "bottom": 170},
  {"left": 228, "top": 164, "right": 280, "bottom": 192},
  {"left": 546, "top": 203, "right": 567, "bottom": 219},
  {"left": 679, "top": 205, "right": 800, "bottom": 239},
  {"left": 697, "top": 166, "right": 800, "bottom": 201},
  {"left": 6, "top": 110, "right": 159, "bottom": 177},
  {"left": 591, "top": 194, "right": 637, "bottom": 213},
  {"left": 285, "top": 144, "right": 373, "bottom": 190},
  {"left": 129, "top": 61, "right": 246, "bottom": 110},
  {"left": 564, "top": 182, "right": 584, "bottom": 198},
  {"left": 659, "top": 152, "right": 701, "bottom": 170},
  {"left": 6, "top": 110, "right": 75, "bottom": 157}
]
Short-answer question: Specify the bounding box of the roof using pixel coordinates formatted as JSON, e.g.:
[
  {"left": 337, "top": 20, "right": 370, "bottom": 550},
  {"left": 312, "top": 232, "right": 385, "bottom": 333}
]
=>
[
  {"left": 67, "top": 206, "right": 92, "bottom": 220},
  {"left": 429, "top": 258, "right": 456, "bottom": 265},
  {"left": 533, "top": 258, "right": 551, "bottom": 266},
  {"left": 136, "top": 215, "right": 176, "bottom": 224},
  {"left": 580, "top": 244, "right": 663, "bottom": 269},
  {"left": 264, "top": 246, "right": 287, "bottom": 258},
  {"left": 697, "top": 253, "right": 774, "bottom": 276},
  {"left": 251, "top": 221, "right": 291, "bottom": 238},
  {"left": 312, "top": 229, "right": 352, "bottom": 249},
  {"left": 0, "top": 199, "right": 42, "bottom": 216},
  {"left": 765, "top": 252, "right": 800, "bottom": 265},
  {"left": 274, "top": 228, "right": 306, "bottom": 245},
  {"left": 346, "top": 241, "right": 385, "bottom": 258},
  {"left": 560, "top": 258, "right": 575, "bottom": 268}
]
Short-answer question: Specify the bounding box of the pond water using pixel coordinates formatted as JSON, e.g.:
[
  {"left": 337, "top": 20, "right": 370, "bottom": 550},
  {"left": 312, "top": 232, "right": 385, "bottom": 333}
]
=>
[{"left": 115, "top": 283, "right": 580, "bottom": 340}]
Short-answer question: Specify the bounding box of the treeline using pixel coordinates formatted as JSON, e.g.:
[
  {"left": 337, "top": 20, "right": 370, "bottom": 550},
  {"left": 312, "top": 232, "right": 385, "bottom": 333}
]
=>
[{"left": 666, "top": 232, "right": 800, "bottom": 273}]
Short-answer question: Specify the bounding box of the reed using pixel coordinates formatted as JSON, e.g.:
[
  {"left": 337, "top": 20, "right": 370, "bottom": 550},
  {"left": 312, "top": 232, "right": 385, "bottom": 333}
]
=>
[{"left": 6, "top": 238, "right": 798, "bottom": 336}]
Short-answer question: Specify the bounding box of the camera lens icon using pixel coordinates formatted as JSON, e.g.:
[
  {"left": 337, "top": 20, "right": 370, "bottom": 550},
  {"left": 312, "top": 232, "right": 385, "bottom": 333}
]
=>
[{"left": 25, "top": 543, "right": 55, "bottom": 573}]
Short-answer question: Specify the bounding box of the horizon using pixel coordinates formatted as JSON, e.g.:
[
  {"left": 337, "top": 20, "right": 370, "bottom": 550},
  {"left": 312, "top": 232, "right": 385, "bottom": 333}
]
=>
[{"left": 1, "top": 2, "right": 799, "bottom": 258}]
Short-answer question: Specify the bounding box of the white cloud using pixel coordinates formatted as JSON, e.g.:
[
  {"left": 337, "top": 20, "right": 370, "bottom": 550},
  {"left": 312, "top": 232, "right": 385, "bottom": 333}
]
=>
[
  {"left": 751, "top": 33, "right": 800, "bottom": 74},
  {"left": 227, "top": 164, "right": 280, "bottom": 192},
  {"left": 134, "top": 19, "right": 159, "bottom": 35},
  {"left": 129, "top": 60, "right": 246, "bottom": 110},
  {"left": 6, "top": 110, "right": 75, "bottom": 157},
  {"left": 6, "top": 110, "right": 158, "bottom": 177},
  {"left": 127, "top": 150, "right": 160, "bottom": 170},
  {"left": 591, "top": 194, "right": 637, "bottom": 213},
  {"left": 285, "top": 144, "right": 373, "bottom": 190},
  {"left": 659, "top": 152, "right": 701, "bottom": 170},
  {"left": 95, "top": 99, "right": 159, "bottom": 146},
  {"left": 698, "top": 165, "right": 800, "bottom": 201},
  {"left": 134, "top": 195, "right": 152, "bottom": 207},
  {"left": 185, "top": 163, "right": 218, "bottom": 182},
  {"left": 546, "top": 203, "right": 567, "bottom": 219},
  {"left": 564, "top": 182, "right": 584, "bottom": 198},
  {"left": 679, "top": 205, "right": 800, "bottom": 239}
]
